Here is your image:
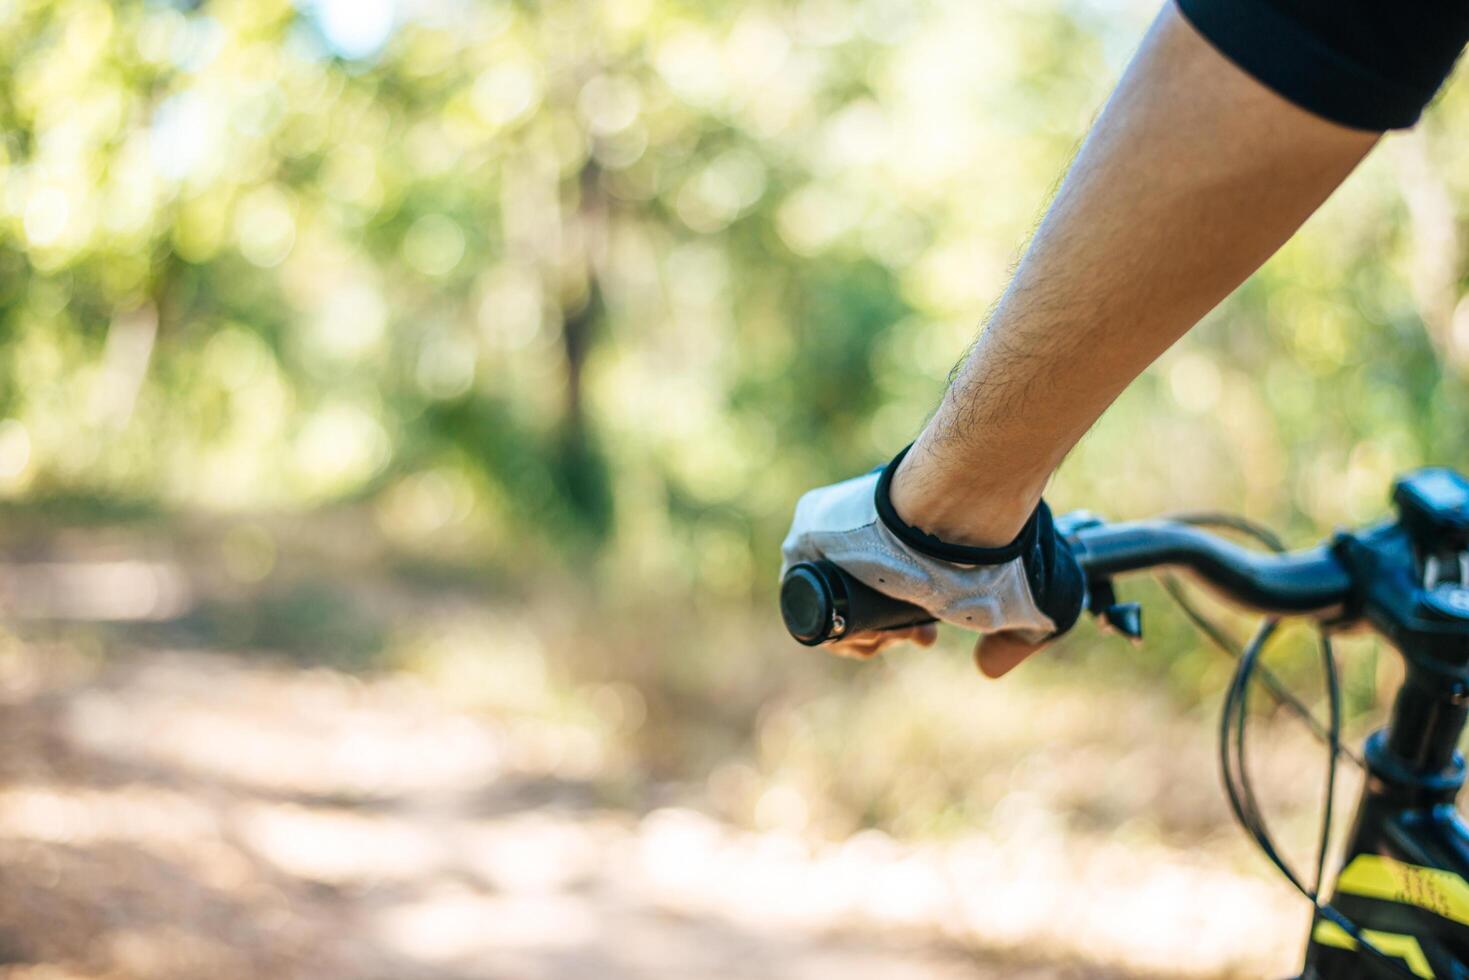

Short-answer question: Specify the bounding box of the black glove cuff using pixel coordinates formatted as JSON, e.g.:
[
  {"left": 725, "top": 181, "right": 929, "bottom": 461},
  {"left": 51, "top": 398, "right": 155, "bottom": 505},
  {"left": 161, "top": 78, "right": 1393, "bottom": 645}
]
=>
[
  {"left": 873, "top": 444, "right": 1037, "bottom": 565},
  {"left": 873, "top": 444, "right": 1086, "bottom": 635}
]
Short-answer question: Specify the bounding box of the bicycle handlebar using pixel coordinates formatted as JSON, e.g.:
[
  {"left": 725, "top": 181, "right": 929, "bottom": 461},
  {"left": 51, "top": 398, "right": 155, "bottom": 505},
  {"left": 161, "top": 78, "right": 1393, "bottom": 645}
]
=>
[
  {"left": 1070, "top": 520, "right": 1350, "bottom": 613},
  {"left": 780, "top": 517, "right": 1353, "bottom": 646}
]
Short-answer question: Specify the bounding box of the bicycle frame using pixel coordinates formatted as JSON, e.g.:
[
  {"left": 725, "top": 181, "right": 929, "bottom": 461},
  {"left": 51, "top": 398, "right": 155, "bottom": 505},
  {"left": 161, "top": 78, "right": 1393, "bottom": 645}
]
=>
[{"left": 1299, "top": 520, "right": 1469, "bottom": 979}]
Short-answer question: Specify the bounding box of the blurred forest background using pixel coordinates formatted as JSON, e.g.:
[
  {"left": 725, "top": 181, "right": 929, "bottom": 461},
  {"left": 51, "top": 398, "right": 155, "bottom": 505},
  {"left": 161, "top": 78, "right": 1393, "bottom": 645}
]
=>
[{"left": 0, "top": 0, "right": 1466, "bottom": 977}]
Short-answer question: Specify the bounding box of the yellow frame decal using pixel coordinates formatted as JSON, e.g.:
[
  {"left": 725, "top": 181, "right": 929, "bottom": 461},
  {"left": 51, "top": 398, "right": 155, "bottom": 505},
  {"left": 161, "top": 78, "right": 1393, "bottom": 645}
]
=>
[
  {"left": 1313, "top": 920, "right": 1434, "bottom": 979},
  {"left": 1337, "top": 854, "right": 1469, "bottom": 927}
]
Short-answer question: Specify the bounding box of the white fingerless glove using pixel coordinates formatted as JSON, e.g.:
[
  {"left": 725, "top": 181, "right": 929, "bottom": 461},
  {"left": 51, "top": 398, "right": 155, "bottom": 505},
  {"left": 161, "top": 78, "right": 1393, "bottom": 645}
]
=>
[{"left": 780, "top": 446, "right": 1086, "bottom": 644}]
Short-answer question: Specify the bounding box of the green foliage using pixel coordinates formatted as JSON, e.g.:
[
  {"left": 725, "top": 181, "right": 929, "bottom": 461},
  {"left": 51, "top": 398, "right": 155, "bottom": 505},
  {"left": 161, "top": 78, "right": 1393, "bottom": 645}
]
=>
[{"left": 0, "top": 0, "right": 1463, "bottom": 621}]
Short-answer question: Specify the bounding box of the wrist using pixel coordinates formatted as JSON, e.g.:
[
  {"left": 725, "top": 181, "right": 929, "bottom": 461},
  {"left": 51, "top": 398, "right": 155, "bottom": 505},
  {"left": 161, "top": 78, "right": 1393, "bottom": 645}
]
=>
[{"left": 887, "top": 444, "right": 1048, "bottom": 549}]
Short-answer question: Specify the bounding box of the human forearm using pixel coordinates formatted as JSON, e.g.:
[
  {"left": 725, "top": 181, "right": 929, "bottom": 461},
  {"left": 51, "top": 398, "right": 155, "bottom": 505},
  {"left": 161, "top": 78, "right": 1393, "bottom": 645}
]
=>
[{"left": 891, "top": 2, "right": 1378, "bottom": 546}]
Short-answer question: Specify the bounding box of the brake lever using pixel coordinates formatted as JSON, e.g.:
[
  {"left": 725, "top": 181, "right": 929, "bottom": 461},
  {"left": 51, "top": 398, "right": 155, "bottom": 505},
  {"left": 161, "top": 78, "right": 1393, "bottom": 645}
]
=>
[
  {"left": 1088, "top": 576, "right": 1144, "bottom": 642},
  {"left": 1056, "top": 510, "right": 1144, "bottom": 642}
]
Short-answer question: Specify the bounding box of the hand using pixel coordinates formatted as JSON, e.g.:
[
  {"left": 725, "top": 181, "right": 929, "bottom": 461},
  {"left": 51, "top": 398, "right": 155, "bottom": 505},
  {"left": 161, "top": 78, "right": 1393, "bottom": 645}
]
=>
[
  {"left": 826, "top": 619, "right": 1035, "bottom": 678},
  {"left": 825, "top": 621, "right": 938, "bottom": 660},
  {"left": 972, "top": 631, "right": 1049, "bottom": 678},
  {"left": 887, "top": 444, "right": 1055, "bottom": 676},
  {"left": 779, "top": 448, "right": 1085, "bottom": 671}
]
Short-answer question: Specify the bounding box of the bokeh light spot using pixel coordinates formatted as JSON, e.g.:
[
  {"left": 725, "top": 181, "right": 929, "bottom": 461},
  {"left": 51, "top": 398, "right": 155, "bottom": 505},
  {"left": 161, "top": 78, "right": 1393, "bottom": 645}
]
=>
[
  {"left": 0, "top": 420, "right": 32, "bottom": 488},
  {"left": 22, "top": 187, "right": 70, "bottom": 247},
  {"left": 234, "top": 187, "right": 297, "bottom": 268},
  {"left": 403, "top": 214, "right": 465, "bottom": 277},
  {"left": 307, "top": 0, "right": 396, "bottom": 60}
]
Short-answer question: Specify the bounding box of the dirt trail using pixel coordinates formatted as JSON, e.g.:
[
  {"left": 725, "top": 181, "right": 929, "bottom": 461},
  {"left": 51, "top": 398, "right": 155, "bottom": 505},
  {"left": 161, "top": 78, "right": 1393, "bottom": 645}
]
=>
[{"left": 0, "top": 637, "right": 1316, "bottom": 980}]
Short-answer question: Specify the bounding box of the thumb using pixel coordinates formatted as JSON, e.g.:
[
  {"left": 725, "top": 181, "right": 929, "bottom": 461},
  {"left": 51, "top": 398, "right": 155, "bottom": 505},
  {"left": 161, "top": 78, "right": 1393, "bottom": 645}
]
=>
[{"left": 974, "top": 630, "right": 1050, "bottom": 678}]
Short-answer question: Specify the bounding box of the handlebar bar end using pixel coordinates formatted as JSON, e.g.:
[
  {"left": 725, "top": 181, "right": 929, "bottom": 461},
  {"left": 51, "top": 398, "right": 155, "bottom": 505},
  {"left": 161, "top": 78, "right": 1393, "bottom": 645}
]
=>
[{"left": 781, "top": 563, "right": 841, "bottom": 646}]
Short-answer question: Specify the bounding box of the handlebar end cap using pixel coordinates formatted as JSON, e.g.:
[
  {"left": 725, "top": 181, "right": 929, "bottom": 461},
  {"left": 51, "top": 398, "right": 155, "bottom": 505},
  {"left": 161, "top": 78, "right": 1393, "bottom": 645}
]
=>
[{"left": 781, "top": 563, "right": 838, "bottom": 646}]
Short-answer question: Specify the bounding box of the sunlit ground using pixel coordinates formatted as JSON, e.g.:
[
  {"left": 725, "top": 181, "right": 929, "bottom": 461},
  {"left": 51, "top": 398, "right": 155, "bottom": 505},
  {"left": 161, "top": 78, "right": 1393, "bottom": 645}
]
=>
[{"left": 0, "top": 514, "right": 1357, "bottom": 979}]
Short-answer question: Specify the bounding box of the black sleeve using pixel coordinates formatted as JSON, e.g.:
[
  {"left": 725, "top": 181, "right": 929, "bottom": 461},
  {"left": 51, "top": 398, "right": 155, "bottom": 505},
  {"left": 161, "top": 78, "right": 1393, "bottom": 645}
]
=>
[{"left": 1175, "top": 0, "right": 1469, "bottom": 130}]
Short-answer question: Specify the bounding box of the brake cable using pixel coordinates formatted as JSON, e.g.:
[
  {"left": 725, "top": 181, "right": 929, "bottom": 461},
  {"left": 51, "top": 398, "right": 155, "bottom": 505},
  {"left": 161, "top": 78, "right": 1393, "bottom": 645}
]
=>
[
  {"left": 1157, "top": 513, "right": 1419, "bottom": 979},
  {"left": 1154, "top": 512, "right": 1365, "bottom": 771}
]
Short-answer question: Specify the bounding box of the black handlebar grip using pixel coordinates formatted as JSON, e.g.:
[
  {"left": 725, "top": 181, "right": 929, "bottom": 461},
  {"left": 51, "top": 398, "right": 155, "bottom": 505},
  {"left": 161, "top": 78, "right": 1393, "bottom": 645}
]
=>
[{"left": 780, "top": 560, "right": 936, "bottom": 645}]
